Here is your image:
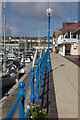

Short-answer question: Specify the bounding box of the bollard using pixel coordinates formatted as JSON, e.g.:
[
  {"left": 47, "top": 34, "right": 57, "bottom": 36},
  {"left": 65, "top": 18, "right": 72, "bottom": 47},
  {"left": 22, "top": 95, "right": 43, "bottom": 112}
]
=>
[
  {"left": 35, "top": 62, "right": 40, "bottom": 100},
  {"left": 18, "top": 81, "right": 25, "bottom": 119},
  {"left": 39, "top": 59, "right": 42, "bottom": 88},
  {"left": 30, "top": 68, "right": 35, "bottom": 103}
]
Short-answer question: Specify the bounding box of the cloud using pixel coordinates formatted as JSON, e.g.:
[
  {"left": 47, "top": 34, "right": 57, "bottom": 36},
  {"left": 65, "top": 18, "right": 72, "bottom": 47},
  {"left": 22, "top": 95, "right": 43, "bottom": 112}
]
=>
[
  {"left": 6, "top": 25, "right": 20, "bottom": 36},
  {"left": 5, "top": 2, "right": 78, "bottom": 36},
  {"left": 10, "top": 2, "right": 67, "bottom": 20},
  {"left": 8, "top": 17, "right": 25, "bottom": 27},
  {"left": 55, "top": 24, "right": 62, "bottom": 30}
]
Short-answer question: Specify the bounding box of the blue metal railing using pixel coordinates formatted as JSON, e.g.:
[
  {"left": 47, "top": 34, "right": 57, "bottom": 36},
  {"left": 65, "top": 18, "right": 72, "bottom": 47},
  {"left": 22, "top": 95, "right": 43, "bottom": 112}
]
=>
[{"left": 5, "top": 49, "right": 49, "bottom": 119}]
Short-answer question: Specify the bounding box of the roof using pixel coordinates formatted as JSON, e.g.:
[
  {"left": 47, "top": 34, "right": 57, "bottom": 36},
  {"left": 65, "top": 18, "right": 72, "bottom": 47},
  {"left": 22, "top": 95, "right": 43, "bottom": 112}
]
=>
[
  {"left": 62, "top": 21, "right": 80, "bottom": 34},
  {"left": 72, "top": 27, "right": 80, "bottom": 34}
]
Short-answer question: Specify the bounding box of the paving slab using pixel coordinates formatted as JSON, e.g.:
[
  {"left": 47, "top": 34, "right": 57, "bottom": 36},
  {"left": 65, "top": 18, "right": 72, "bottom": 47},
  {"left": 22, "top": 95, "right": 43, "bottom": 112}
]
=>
[{"left": 50, "top": 52, "right": 78, "bottom": 118}]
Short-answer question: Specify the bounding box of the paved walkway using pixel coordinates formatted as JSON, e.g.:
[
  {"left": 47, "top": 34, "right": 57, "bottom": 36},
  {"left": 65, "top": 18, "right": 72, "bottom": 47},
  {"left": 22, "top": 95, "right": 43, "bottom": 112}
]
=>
[{"left": 50, "top": 52, "right": 78, "bottom": 118}]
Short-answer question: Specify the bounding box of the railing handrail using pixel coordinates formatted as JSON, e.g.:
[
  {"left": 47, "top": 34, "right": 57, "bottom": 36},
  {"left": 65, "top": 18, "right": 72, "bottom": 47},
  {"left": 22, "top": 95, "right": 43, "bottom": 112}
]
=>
[
  {"left": 5, "top": 95, "right": 23, "bottom": 119},
  {"left": 5, "top": 49, "right": 48, "bottom": 119},
  {"left": 24, "top": 77, "right": 33, "bottom": 90}
]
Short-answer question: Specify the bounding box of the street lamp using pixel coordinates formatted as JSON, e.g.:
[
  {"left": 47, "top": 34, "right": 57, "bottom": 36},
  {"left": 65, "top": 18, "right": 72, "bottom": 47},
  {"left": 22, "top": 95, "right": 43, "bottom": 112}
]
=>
[{"left": 46, "top": 8, "right": 52, "bottom": 72}]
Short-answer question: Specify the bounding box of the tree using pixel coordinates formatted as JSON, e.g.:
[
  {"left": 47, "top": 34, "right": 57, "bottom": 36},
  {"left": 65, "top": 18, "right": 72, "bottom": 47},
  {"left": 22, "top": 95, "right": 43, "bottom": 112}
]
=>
[
  {"left": 44, "top": 36, "right": 47, "bottom": 38},
  {"left": 53, "top": 35, "right": 56, "bottom": 38},
  {"left": 50, "top": 36, "right": 52, "bottom": 39}
]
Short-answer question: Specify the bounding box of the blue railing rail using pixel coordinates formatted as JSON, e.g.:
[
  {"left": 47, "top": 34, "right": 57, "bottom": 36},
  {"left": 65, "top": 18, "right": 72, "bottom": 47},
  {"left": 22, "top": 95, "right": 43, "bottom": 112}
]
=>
[{"left": 5, "top": 49, "right": 49, "bottom": 119}]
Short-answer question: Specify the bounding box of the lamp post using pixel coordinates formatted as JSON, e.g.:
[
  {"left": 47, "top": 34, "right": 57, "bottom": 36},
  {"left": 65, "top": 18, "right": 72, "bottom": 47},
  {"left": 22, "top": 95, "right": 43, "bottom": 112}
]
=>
[{"left": 46, "top": 8, "right": 52, "bottom": 72}]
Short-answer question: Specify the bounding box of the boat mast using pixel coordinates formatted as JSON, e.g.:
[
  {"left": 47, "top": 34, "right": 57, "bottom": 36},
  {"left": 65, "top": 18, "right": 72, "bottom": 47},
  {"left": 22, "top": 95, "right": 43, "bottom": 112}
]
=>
[
  {"left": 38, "top": 28, "right": 40, "bottom": 49},
  {"left": 0, "top": 1, "right": 3, "bottom": 73},
  {"left": 3, "top": 1, "right": 6, "bottom": 72}
]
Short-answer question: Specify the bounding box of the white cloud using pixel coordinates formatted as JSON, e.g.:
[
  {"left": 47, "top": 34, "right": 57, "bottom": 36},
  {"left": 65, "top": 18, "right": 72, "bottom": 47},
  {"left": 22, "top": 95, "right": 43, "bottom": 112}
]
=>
[
  {"left": 9, "top": 2, "right": 67, "bottom": 20},
  {"left": 4, "top": 2, "right": 78, "bottom": 36},
  {"left": 55, "top": 24, "right": 62, "bottom": 30}
]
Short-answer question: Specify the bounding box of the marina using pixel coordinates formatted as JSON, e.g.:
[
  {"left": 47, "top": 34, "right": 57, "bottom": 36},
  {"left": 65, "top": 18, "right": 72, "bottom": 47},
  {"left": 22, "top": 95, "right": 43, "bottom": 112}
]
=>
[
  {"left": 0, "top": 1, "right": 79, "bottom": 119},
  {"left": 0, "top": 45, "right": 47, "bottom": 98}
]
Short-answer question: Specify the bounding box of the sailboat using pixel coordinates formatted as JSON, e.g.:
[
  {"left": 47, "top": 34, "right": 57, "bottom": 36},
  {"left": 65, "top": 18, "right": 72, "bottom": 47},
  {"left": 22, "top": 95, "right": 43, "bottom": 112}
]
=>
[{"left": 0, "top": 2, "right": 18, "bottom": 88}]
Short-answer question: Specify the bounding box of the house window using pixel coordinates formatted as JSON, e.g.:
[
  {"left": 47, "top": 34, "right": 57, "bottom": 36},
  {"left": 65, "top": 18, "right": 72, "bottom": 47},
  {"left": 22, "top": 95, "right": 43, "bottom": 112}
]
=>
[
  {"left": 74, "top": 46, "right": 78, "bottom": 50},
  {"left": 73, "top": 34, "right": 76, "bottom": 38}
]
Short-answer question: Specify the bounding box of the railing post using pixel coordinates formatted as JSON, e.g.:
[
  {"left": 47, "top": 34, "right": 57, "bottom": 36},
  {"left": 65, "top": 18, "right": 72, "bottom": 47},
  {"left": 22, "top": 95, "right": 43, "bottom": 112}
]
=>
[
  {"left": 39, "top": 59, "right": 42, "bottom": 88},
  {"left": 41, "top": 63, "right": 44, "bottom": 78},
  {"left": 35, "top": 62, "right": 40, "bottom": 100},
  {"left": 43, "top": 47, "right": 45, "bottom": 54},
  {"left": 43, "top": 55, "right": 46, "bottom": 76},
  {"left": 30, "top": 68, "right": 35, "bottom": 103},
  {"left": 41, "top": 64, "right": 43, "bottom": 81},
  {"left": 18, "top": 81, "right": 25, "bottom": 119},
  {"left": 47, "top": 55, "right": 50, "bottom": 73}
]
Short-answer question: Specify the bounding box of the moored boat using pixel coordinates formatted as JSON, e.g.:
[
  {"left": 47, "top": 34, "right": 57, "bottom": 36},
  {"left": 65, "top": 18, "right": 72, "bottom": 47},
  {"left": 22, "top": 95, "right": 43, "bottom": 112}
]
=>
[{"left": 0, "top": 69, "right": 18, "bottom": 88}]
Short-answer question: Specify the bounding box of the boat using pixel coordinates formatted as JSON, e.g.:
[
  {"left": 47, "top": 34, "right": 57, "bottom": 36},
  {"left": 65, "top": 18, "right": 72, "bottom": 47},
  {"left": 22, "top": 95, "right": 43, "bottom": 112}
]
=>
[
  {"left": 0, "top": 2, "right": 18, "bottom": 88},
  {"left": 7, "top": 53, "right": 17, "bottom": 61},
  {"left": 0, "top": 69, "right": 18, "bottom": 88},
  {"left": 0, "top": 52, "right": 7, "bottom": 63},
  {"left": 0, "top": 54, "right": 3, "bottom": 63},
  {"left": 27, "top": 51, "right": 34, "bottom": 60},
  {"left": 21, "top": 55, "right": 31, "bottom": 63}
]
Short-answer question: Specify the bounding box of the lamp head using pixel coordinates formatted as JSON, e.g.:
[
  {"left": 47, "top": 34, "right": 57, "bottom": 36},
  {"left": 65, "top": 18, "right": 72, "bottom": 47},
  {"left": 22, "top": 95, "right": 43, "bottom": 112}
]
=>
[{"left": 46, "top": 8, "right": 52, "bottom": 16}]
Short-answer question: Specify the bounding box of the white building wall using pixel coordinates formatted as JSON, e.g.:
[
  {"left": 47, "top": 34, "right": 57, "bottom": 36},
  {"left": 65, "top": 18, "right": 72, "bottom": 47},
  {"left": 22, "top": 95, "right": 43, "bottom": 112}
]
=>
[
  {"left": 63, "top": 44, "right": 65, "bottom": 56},
  {"left": 57, "top": 35, "right": 79, "bottom": 56},
  {"left": 70, "top": 43, "right": 78, "bottom": 55},
  {"left": 59, "top": 45, "right": 63, "bottom": 56}
]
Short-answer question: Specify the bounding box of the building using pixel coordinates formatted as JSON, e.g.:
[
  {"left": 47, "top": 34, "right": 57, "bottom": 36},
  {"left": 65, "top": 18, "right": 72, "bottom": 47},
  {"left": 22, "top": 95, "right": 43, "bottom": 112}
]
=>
[
  {"left": 62, "top": 21, "right": 80, "bottom": 39},
  {"left": 58, "top": 37, "right": 78, "bottom": 56},
  {"left": 54, "top": 21, "right": 80, "bottom": 56}
]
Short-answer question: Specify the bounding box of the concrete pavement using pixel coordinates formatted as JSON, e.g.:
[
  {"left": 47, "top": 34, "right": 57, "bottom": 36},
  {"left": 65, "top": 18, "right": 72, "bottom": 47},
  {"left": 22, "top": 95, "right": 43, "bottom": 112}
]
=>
[{"left": 50, "top": 52, "right": 78, "bottom": 118}]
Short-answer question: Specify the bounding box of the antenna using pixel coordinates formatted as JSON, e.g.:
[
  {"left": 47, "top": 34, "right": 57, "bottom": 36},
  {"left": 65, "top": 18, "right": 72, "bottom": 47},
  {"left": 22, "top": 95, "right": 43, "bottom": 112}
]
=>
[
  {"left": 48, "top": 0, "right": 49, "bottom": 8},
  {"left": 68, "top": 18, "right": 70, "bottom": 22}
]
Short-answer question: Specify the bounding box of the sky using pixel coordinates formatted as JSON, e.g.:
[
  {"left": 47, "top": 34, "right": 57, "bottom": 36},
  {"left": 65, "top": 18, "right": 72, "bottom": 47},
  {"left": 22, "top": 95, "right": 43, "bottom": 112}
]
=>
[{"left": 2, "top": 2, "right": 79, "bottom": 37}]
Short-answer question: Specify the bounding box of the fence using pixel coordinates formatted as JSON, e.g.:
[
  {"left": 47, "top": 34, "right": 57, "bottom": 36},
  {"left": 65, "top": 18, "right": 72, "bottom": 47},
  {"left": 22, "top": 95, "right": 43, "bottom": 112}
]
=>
[{"left": 5, "top": 49, "right": 48, "bottom": 119}]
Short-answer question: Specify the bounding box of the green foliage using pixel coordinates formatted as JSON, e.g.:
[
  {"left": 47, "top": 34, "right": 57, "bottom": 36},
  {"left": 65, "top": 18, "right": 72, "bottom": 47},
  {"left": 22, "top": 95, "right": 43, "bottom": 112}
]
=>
[
  {"left": 65, "top": 34, "right": 69, "bottom": 38},
  {"left": 9, "top": 41, "right": 18, "bottom": 44},
  {"left": 27, "top": 103, "right": 48, "bottom": 119},
  {"left": 50, "top": 36, "right": 52, "bottom": 39},
  {"left": 53, "top": 35, "right": 56, "bottom": 38}
]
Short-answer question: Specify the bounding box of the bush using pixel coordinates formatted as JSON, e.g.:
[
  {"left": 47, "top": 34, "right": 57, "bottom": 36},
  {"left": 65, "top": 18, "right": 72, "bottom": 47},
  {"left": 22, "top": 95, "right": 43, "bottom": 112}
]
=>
[{"left": 27, "top": 103, "right": 48, "bottom": 120}]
